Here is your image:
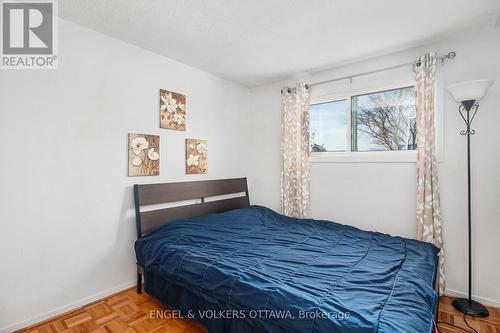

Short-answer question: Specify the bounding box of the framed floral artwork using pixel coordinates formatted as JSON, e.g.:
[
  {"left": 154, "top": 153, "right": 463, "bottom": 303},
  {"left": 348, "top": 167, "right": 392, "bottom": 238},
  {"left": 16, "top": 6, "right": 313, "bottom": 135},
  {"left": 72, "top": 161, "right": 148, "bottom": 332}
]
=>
[
  {"left": 160, "top": 89, "right": 186, "bottom": 130},
  {"left": 185, "top": 138, "right": 207, "bottom": 174},
  {"left": 128, "top": 133, "right": 160, "bottom": 176}
]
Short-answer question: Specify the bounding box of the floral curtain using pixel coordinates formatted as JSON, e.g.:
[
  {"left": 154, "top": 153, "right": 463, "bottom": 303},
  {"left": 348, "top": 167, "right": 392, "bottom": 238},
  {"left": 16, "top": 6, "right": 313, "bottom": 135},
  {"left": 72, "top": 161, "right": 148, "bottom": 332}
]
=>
[
  {"left": 281, "top": 83, "right": 311, "bottom": 218},
  {"left": 414, "top": 53, "right": 445, "bottom": 293}
]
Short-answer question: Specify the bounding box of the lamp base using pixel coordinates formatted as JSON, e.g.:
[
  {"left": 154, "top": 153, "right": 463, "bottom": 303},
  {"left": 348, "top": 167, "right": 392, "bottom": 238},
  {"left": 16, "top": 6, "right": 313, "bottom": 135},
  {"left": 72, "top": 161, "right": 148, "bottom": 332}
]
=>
[{"left": 452, "top": 298, "right": 489, "bottom": 317}]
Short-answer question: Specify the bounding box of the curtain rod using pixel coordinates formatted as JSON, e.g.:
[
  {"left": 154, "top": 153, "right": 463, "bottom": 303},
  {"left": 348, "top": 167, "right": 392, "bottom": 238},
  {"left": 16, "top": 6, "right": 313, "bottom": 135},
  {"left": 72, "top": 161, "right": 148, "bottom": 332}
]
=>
[{"left": 281, "top": 52, "right": 456, "bottom": 93}]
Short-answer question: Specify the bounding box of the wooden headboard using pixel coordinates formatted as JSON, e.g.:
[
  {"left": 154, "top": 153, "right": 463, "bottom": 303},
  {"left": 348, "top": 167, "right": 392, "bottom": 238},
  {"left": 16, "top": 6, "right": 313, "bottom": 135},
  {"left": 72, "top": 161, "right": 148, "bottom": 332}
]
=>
[{"left": 133, "top": 177, "right": 250, "bottom": 238}]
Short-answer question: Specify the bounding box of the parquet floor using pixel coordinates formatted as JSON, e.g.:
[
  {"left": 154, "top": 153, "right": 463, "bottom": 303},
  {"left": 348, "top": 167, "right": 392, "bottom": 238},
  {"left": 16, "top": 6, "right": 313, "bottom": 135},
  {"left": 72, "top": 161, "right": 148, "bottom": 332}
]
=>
[
  {"left": 15, "top": 289, "right": 500, "bottom": 333},
  {"left": 16, "top": 288, "right": 207, "bottom": 333},
  {"left": 437, "top": 296, "right": 500, "bottom": 333}
]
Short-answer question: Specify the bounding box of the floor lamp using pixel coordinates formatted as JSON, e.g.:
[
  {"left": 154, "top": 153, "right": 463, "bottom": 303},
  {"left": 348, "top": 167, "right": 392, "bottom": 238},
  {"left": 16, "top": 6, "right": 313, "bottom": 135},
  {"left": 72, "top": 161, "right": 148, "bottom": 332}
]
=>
[{"left": 447, "top": 79, "right": 494, "bottom": 317}]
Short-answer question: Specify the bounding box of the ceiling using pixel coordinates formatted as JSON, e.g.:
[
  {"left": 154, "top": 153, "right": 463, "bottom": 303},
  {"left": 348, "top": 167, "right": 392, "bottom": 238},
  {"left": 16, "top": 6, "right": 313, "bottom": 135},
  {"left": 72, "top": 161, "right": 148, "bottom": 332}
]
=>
[{"left": 59, "top": 0, "right": 500, "bottom": 87}]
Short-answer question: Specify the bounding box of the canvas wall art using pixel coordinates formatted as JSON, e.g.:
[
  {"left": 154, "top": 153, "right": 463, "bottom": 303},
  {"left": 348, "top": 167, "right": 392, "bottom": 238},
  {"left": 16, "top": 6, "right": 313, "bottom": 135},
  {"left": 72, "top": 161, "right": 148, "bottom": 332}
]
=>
[
  {"left": 160, "top": 89, "right": 186, "bottom": 130},
  {"left": 185, "top": 138, "right": 207, "bottom": 174},
  {"left": 128, "top": 133, "right": 160, "bottom": 176}
]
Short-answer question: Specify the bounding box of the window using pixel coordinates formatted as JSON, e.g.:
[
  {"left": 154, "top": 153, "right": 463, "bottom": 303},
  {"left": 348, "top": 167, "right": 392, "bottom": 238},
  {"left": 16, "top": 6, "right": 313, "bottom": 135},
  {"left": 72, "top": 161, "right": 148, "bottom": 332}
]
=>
[
  {"left": 309, "top": 86, "right": 416, "bottom": 153},
  {"left": 352, "top": 87, "right": 416, "bottom": 151},
  {"left": 310, "top": 100, "right": 348, "bottom": 152}
]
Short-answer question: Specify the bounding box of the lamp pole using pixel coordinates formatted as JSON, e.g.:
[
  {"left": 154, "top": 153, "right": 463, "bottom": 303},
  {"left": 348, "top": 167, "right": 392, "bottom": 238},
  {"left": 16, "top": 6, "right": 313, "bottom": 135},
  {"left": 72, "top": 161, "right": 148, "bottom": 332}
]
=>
[
  {"left": 451, "top": 100, "right": 489, "bottom": 317},
  {"left": 464, "top": 102, "right": 473, "bottom": 304},
  {"left": 447, "top": 79, "right": 493, "bottom": 317}
]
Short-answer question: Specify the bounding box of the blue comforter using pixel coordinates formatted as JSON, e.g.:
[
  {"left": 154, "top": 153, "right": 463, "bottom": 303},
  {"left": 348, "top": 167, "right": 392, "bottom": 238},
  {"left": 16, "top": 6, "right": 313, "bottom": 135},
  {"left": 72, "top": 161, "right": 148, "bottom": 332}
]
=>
[{"left": 135, "top": 205, "right": 439, "bottom": 333}]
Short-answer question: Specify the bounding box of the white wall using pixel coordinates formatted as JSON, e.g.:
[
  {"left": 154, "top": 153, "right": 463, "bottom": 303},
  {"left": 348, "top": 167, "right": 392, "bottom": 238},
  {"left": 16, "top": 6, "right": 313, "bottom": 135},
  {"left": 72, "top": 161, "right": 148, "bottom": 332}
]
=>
[
  {"left": 244, "top": 25, "right": 500, "bottom": 306},
  {"left": 0, "top": 19, "right": 249, "bottom": 332}
]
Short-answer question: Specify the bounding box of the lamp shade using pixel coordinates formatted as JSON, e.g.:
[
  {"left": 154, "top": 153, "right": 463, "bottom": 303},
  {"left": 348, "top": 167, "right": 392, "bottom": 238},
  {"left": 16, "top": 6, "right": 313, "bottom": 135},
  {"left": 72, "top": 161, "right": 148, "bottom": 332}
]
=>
[{"left": 447, "top": 79, "right": 494, "bottom": 103}]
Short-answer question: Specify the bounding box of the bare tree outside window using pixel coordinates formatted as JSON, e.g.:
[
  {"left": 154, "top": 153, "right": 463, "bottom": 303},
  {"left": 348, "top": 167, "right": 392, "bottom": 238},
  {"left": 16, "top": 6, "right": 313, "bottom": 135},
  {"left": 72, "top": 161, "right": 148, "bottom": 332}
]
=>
[{"left": 352, "top": 87, "right": 416, "bottom": 151}]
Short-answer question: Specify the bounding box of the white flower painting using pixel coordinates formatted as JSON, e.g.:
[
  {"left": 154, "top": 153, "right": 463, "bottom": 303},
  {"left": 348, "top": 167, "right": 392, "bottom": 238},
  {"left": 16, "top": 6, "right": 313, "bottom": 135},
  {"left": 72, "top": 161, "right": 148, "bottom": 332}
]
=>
[
  {"left": 128, "top": 133, "right": 160, "bottom": 176},
  {"left": 185, "top": 138, "right": 207, "bottom": 174},
  {"left": 147, "top": 148, "right": 159, "bottom": 161},
  {"left": 131, "top": 137, "right": 149, "bottom": 155},
  {"left": 132, "top": 156, "right": 143, "bottom": 166},
  {"left": 196, "top": 142, "right": 207, "bottom": 155},
  {"left": 186, "top": 154, "right": 200, "bottom": 167},
  {"left": 160, "top": 89, "right": 186, "bottom": 131}
]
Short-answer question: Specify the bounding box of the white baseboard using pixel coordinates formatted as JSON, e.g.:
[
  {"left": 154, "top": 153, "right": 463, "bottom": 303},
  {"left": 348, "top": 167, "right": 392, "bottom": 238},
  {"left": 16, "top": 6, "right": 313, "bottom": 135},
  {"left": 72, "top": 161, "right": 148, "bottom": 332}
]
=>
[
  {"left": 0, "top": 280, "right": 136, "bottom": 333},
  {"left": 444, "top": 288, "right": 500, "bottom": 308}
]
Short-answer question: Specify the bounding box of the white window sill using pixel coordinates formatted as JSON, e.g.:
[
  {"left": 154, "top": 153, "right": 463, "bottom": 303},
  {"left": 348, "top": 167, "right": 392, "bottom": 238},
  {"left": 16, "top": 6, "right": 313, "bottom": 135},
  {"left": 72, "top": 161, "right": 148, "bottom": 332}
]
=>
[{"left": 309, "top": 151, "right": 417, "bottom": 163}]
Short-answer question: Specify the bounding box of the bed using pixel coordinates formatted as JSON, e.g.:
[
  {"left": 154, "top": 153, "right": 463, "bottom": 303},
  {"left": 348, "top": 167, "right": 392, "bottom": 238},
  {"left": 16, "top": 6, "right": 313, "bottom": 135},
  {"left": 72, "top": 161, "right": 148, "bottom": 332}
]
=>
[{"left": 134, "top": 178, "right": 439, "bottom": 333}]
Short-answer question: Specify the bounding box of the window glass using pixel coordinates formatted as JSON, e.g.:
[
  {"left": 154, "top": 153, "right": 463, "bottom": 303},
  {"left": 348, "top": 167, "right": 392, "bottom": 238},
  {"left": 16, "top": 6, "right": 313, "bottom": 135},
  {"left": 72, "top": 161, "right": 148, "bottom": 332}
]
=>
[
  {"left": 309, "top": 99, "right": 348, "bottom": 152},
  {"left": 351, "top": 86, "right": 416, "bottom": 151}
]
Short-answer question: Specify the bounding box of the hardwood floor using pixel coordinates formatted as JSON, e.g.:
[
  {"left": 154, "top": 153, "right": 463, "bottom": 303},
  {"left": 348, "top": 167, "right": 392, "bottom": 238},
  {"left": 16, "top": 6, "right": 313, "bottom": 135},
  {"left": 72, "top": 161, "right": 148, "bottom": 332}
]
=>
[
  {"left": 15, "top": 289, "right": 500, "bottom": 333},
  {"left": 16, "top": 288, "right": 207, "bottom": 333},
  {"left": 437, "top": 296, "right": 500, "bottom": 333}
]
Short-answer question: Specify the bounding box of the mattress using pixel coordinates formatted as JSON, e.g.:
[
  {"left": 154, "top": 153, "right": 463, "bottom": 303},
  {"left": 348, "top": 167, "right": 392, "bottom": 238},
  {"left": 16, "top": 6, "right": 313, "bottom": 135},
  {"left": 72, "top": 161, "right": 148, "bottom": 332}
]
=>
[{"left": 135, "top": 205, "right": 439, "bottom": 333}]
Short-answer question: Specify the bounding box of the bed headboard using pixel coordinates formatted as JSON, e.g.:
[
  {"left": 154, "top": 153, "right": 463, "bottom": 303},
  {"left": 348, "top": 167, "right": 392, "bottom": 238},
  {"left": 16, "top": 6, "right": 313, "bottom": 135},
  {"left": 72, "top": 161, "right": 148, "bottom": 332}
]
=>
[{"left": 133, "top": 177, "right": 250, "bottom": 238}]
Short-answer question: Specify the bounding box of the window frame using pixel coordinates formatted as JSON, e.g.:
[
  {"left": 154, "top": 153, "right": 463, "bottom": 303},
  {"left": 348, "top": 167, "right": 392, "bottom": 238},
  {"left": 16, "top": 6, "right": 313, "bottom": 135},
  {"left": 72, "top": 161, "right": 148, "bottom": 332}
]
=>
[{"left": 309, "top": 80, "right": 422, "bottom": 164}]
